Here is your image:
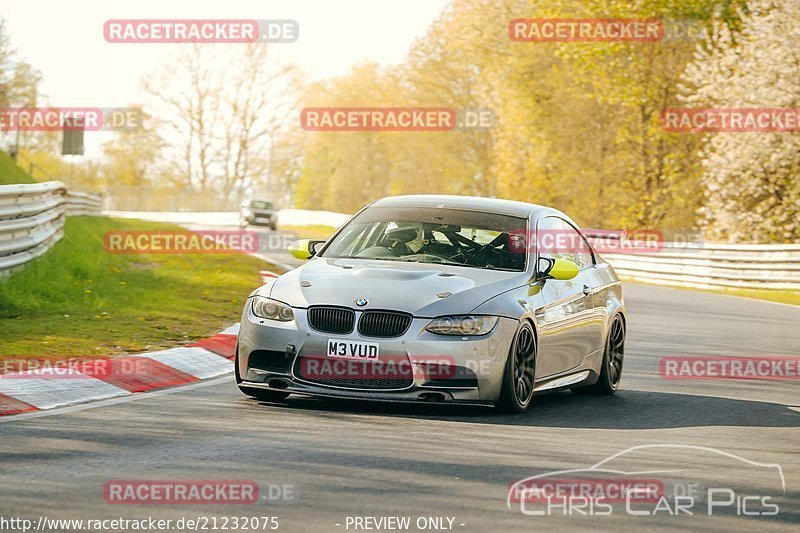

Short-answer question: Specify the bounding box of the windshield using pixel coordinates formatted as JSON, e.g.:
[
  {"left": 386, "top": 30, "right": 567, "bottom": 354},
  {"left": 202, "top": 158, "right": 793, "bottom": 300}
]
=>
[
  {"left": 320, "top": 206, "right": 528, "bottom": 271},
  {"left": 249, "top": 201, "right": 274, "bottom": 209}
]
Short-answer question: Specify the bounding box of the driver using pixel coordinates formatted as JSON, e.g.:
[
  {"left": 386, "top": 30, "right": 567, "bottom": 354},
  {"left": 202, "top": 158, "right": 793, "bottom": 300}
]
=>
[{"left": 394, "top": 223, "right": 426, "bottom": 253}]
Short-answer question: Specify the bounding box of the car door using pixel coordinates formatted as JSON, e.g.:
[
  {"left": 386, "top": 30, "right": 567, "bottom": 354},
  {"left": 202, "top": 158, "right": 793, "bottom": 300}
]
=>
[
  {"left": 533, "top": 216, "right": 601, "bottom": 377},
  {"left": 560, "top": 219, "right": 607, "bottom": 358}
]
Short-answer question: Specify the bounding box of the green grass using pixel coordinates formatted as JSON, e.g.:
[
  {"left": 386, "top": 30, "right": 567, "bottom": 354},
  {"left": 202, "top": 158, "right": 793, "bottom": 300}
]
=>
[
  {"left": 0, "top": 217, "right": 282, "bottom": 357},
  {"left": 688, "top": 286, "right": 800, "bottom": 306},
  {"left": 0, "top": 150, "right": 37, "bottom": 185},
  {"left": 621, "top": 277, "right": 800, "bottom": 307}
]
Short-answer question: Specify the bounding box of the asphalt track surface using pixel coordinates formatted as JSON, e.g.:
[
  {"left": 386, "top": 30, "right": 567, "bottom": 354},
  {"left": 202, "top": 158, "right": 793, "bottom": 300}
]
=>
[{"left": 1, "top": 270, "right": 799, "bottom": 531}]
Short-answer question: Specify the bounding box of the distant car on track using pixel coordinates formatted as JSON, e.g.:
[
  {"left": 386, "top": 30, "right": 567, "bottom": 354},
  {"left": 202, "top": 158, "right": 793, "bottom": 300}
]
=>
[
  {"left": 235, "top": 195, "right": 625, "bottom": 413},
  {"left": 240, "top": 199, "right": 277, "bottom": 230}
]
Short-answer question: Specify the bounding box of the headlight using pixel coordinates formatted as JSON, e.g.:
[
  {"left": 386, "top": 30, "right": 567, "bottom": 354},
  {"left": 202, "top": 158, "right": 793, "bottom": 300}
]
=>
[
  {"left": 251, "top": 297, "right": 294, "bottom": 321},
  {"left": 425, "top": 315, "right": 498, "bottom": 336}
]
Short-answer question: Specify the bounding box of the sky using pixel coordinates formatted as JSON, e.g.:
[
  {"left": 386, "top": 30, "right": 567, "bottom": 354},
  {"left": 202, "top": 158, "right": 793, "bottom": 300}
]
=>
[{"left": 2, "top": 0, "right": 451, "bottom": 155}]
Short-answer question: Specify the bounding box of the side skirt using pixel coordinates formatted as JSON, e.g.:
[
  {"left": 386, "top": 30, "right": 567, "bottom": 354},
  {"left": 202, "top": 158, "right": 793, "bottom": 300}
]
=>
[{"left": 534, "top": 370, "right": 592, "bottom": 393}]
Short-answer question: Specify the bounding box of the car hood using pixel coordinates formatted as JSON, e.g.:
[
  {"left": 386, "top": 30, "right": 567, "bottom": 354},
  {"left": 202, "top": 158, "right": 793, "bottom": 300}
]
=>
[{"left": 266, "top": 257, "right": 528, "bottom": 316}]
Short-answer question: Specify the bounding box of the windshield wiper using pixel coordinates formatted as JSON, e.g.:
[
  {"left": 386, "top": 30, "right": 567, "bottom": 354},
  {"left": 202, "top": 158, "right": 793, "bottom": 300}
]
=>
[
  {"left": 351, "top": 255, "right": 518, "bottom": 271},
  {"left": 480, "top": 265, "right": 519, "bottom": 271}
]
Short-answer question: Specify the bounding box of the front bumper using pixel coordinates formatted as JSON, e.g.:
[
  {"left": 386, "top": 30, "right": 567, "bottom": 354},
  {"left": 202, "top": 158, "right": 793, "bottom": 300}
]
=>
[
  {"left": 243, "top": 215, "right": 276, "bottom": 226},
  {"left": 237, "top": 303, "right": 518, "bottom": 404}
]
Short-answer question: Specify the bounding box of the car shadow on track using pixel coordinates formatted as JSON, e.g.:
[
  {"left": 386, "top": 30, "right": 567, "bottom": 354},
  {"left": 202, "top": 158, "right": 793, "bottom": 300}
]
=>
[{"left": 250, "top": 389, "right": 800, "bottom": 429}]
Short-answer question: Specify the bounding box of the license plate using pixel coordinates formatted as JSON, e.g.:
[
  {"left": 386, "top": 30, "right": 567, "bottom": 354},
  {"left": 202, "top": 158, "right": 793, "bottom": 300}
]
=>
[{"left": 327, "top": 339, "right": 380, "bottom": 359}]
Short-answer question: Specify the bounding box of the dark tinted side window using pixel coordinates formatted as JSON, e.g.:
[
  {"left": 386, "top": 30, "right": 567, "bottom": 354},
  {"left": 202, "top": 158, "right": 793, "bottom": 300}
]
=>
[
  {"left": 560, "top": 220, "right": 595, "bottom": 269},
  {"left": 536, "top": 216, "right": 594, "bottom": 269}
]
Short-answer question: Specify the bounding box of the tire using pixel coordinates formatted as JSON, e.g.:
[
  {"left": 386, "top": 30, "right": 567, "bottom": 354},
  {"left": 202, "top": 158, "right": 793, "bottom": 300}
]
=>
[
  {"left": 269, "top": 223, "right": 277, "bottom": 231},
  {"left": 496, "top": 321, "right": 537, "bottom": 413},
  {"left": 575, "top": 314, "right": 625, "bottom": 395},
  {"left": 235, "top": 342, "right": 290, "bottom": 402}
]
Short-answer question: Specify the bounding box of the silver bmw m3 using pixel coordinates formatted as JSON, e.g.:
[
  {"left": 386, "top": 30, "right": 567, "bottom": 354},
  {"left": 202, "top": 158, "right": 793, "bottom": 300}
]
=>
[{"left": 236, "top": 195, "right": 625, "bottom": 412}]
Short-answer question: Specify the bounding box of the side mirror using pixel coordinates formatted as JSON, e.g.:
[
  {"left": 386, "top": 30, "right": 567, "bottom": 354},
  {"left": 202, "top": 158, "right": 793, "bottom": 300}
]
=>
[
  {"left": 288, "top": 239, "right": 325, "bottom": 260},
  {"left": 537, "top": 257, "right": 579, "bottom": 280},
  {"left": 309, "top": 240, "right": 325, "bottom": 255}
]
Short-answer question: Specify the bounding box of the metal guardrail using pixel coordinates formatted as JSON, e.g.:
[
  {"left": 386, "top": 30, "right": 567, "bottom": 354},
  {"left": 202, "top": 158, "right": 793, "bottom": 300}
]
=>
[
  {"left": 0, "top": 181, "right": 102, "bottom": 275},
  {"left": 599, "top": 241, "right": 800, "bottom": 291},
  {"left": 4, "top": 193, "right": 798, "bottom": 290},
  {"left": 65, "top": 190, "right": 103, "bottom": 216}
]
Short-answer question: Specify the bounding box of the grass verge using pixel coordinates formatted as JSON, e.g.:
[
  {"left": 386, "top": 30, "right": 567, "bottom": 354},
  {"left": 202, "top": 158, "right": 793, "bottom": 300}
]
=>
[
  {"left": 622, "top": 277, "right": 800, "bottom": 307},
  {"left": 688, "top": 286, "right": 800, "bottom": 307},
  {"left": 0, "top": 150, "right": 37, "bottom": 185},
  {"left": 0, "top": 217, "right": 280, "bottom": 357}
]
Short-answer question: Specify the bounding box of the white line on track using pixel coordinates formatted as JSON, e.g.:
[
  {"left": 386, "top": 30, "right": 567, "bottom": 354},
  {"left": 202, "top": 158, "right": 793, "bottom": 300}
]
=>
[{"left": 0, "top": 374, "right": 232, "bottom": 424}]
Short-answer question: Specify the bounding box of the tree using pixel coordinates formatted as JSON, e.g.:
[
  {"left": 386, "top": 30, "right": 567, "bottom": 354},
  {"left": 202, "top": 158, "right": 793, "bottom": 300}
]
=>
[
  {"left": 143, "top": 44, "right": 301, "bottom": 206},
  {"left": 292, "top": 0, "right": 734, "bottom": 233},
  {"left": 143, "top": 45, "right": 218, "bottom": 192},
  {"left": 216, "top": 44, "right": 301, "bottom": 203},
  {"left": 294, "top": 62, "right": 401, "bottom": 212},
  {"left": 682, "top": 0, "right": 800, "bottom": 242},
  {"left": 0, "top": 19, "right": 43, "bottom": 156},
  {"left": 101, "top": 110, "right": 164, "bottom": 210}
]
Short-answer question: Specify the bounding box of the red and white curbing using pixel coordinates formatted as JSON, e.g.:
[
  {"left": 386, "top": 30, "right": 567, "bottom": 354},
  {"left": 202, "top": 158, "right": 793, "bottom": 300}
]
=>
[
  {"left": 0, "top": 323, "right": 241, "bottom": 417},
  {"left": 259, "top": 270, "right": 280, "bottom": 283}
]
